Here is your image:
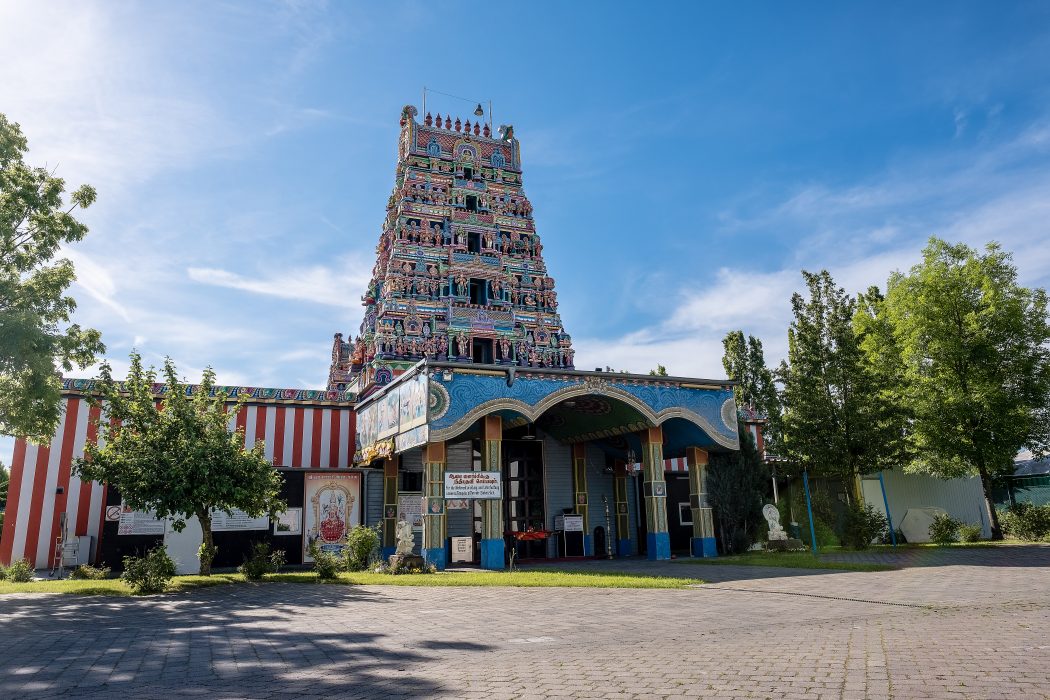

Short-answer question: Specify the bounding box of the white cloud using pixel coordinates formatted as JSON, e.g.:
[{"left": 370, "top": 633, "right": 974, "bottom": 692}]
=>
[{"left": 187, "top": 256, "right": 371, "bottom": 308}]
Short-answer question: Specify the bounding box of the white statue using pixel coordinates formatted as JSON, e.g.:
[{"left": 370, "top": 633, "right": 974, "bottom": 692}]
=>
[
  {"left": 395, "top": 519, "right": 415, "bottom": 556},
  {"left": 763, "top": 504, "right": 787, "bottom": 541}
]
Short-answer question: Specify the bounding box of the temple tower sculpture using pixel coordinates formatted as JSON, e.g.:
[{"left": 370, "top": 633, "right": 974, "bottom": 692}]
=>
[{"left": 328, "top": 104, "right": 574, "bottom": 394}]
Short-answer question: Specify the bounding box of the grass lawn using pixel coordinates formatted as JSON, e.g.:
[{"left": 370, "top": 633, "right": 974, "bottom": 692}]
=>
[
  {"left": 0, "top": 569, "right": 701, "bottom": 597},
  {"left": 672, "top": 551, "right": 896, "bottom": 572}
]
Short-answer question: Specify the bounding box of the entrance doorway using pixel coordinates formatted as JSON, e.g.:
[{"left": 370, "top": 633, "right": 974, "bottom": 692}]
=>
[{"left": 504, "top": 440, "right": 546, "bottom": 559}]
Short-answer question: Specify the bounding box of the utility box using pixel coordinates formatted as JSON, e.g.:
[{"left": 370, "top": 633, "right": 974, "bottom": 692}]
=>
[{"left": 450, "top": 537, "right": 473, "bottom": 564}]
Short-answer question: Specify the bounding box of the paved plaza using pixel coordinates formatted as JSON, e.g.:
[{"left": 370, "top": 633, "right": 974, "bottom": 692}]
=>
[{"left": 1, "top": 547, "right": 1049, "bottom": 699}]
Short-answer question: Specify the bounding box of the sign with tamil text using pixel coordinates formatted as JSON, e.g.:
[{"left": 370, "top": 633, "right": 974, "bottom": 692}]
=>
[
  {"left": 211, "top": 508, "right": 270, "bottom": 532},
  {"left": 444, "top": 471, "right": 502, "bottom": 500}
]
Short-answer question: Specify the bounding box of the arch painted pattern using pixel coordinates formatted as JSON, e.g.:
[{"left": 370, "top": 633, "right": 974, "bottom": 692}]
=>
[{"left": 427, "top": 371, "right": 738, "bottom": 449}]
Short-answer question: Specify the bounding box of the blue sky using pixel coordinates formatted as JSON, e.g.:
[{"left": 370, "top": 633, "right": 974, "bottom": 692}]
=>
[{"left": 4, "top": 1, "right": 1050, "bottom": 464}]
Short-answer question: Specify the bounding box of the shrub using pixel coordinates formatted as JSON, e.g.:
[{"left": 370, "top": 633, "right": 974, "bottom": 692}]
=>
[
  {"left": 0, "top": 565, "right": 6, "bottom": 581},
  {"left": 309, "top": 542, "right": 341, "bottom": 580},
  {"left": 122, "top": 546, "right": 176, "bottom": 594},
  {"left": 7, "top": 558, "right": 34, "bottom": 583},
  {"left": 239, "top": 542, "right": 286, "bottom": 581},
  {"left": 70, "top": 564, "right": 111, "bottom": 580},
  {"left": 998, "top": 502, "right": 1050, "bottom": 541},
  {"left": 344, "top": 524, "right": 382, "bottom": 571},
  {"left": 928, "top": 513, "right": 961, "bottom": 545},
  {"left": 958, "top": 523, "right": 983, "bottom": 543},
  {"left": 840, "top": 503, "right": 888, "bottom": 550}
]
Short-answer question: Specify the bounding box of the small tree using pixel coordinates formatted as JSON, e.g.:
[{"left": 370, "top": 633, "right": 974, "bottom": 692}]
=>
[
  {"left": 707, "top": 425, "right": 768, "bottom": 553},
  {"left": 75, "top": 353, "right": 285, "bottom": 574},
  {"left": 881, "top": 238, "right": 1050, "bottom": 539}
]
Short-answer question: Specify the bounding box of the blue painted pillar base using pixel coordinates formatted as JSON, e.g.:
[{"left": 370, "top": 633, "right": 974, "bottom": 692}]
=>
[
  {"left": 646, "top": 532, "right": 671, "bottom": 561},
  {"left": 381, "top": 546, "right": 396, "bottom": 559},
  {"left": 691, "top": 537, "right": 718, "bottom": 558},
  {"left": 480, "top": 538, "right": 505, "bottom": 570},
  {"left": 423, "top": 547, "right": 447, "bottom": 571},
  {"left": 617, "top": 538, "right": 632, "bottom": 558},
  {"left": 583, "top": 534, "right": 594, "bottom": 557}
]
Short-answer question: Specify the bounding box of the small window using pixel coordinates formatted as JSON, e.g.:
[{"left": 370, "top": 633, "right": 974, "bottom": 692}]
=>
[
  {"left": 401, "top": 471, "right": 423, "bottom": 492},
  {"left": 469, "top": 279, "right": 486, "bottom": 305},
  {"left": 465, "top": 195, "right": 478, "bottom": 212},
  {"left": 678, "top": 502, "right": 693, "bottom": 526},
  {"left": 463, "top": 166, "right": 473, "bottom": 180},
  {"left": 468, "top": 232, "right": 481, "bottom": 253},
  {"left": 472, "top": 338, "right": 494, "bottom": 364}
]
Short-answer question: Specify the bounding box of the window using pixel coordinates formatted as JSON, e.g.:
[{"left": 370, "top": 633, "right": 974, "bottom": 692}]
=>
[
  {"left": 468, "top": 231, "right": 481, "bottom": 253},
  {"left": 469, "top": 278, "right": 486, "bottom": 305},
  {"left": 465, "top": 195, "right": 478, "bottom": 212},
  {"left": 401, "top": 471, "right": 423, "bottom": 492},
  {"left": 678, "top": 502, "right": 693, "bottom": 526},
  {"left": 463, "top": 166, "right": 473, "bottom": 180},
  {"left": 472, "top": 338, "right": 494, "bottom": 364}
]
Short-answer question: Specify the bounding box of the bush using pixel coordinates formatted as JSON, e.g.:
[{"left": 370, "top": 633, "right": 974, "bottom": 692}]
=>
[
  {"left": 308, "top": 542, "right": 341, "bottom": 580},
  {"left": 998, "top": 502, "right": 1050, "bottom": 541},
  {"left": 344, "top": 524, "right": 382, "bottom": 571},
  {"left": 7, "top": 558, "right": 34, "bottom": 583},
  {"left": 840, "top": 503, "right": 888, "bottom": 550},
  {"left": 70, "top": 564, "right": 111, "bottom": 580},
  {"left": 122, "top": 546, "right": 176, "bottom": 594},
  {"left": 928, "top": 513, "right": 961, "bottom": 545},
  {"left": 239, "top": 542, "right": 286, "bottom": 581},
  {"left": 958, "top": 523, "right": 983, "bottom": 543}
]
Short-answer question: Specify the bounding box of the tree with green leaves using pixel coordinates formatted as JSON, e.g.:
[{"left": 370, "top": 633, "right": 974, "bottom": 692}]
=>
[
  {"left": 722, "top": 330, "right": 781, "bottom": 453},
  {"left": 877, "top": 238, "right": 1050, "bottom": 539},
  {"left": 648, "top": 365, "right": 668, "bottom": 376},
  {"left": 74, "top": 354, "right": 285, "bottom": 574},
  {"left": 779, "top": 271, "right": 899, "bottom": 488},
  {"left": 707, "top": 424, "right": 767, "bottom": 553},
  {"left": 1, "top": 114, "right": 104, "bottom": 442}
]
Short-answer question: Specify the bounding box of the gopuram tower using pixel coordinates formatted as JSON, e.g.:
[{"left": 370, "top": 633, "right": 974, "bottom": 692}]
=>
[{"left": 328, "top": 105, "right": 575, "bottom": 395}]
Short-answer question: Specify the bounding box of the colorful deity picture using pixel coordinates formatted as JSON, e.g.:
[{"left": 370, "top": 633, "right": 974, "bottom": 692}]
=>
[{"left": 304, "top": 473, "right": 361, "bottom": 562}]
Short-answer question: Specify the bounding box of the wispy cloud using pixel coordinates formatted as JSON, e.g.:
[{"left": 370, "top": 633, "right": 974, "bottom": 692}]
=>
[{"left": 187, "top": 256, "right": 370, "bottom": 308}]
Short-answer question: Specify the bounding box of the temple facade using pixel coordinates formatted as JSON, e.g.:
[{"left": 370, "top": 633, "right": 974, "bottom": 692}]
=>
[{"left": 0, "top": 104, "right": 741, "bottom": 574}]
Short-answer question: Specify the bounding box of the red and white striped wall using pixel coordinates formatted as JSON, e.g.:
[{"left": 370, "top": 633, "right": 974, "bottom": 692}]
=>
[
  {"left": 0, "top": 396, "right": 356, "bottom": 568},
  {"left": 629, "top": 457, "right": 690, "bottom": 473}
]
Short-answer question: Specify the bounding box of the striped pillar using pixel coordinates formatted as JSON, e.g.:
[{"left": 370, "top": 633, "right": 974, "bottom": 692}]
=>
[
  {"left": 479, "top": 415, "right": 504, "bottom": 570},
  {"left": 422, "top": 441, "right": 447, "bottom": 570},
  {"left": 572, "top": 442, "right": 591, "bottom": 555},
  {"left": 641, "top": 427, "right": 671, "bottom": 560},
  {"left": 381, "top": 454, "right": 399, "bottom": 558},
  {"left": 686, "top": 447, "right": 716, "bottom": 557},
  {"left": 613, "top": 459, "right": 631, "bottom": 557}
]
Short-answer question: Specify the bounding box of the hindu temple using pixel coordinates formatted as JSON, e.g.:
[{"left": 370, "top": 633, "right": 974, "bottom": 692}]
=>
[{"left": 0, "top": 103, "right": 741, "bottom": 574}]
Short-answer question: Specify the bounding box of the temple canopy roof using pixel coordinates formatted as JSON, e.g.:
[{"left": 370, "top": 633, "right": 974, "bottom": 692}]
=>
[{"left": 355, "top": 360, "right": 738, "bottom": 464}]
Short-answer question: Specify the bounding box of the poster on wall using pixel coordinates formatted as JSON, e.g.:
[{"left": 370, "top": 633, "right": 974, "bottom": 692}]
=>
[
  {"left": 444, "top": 472, "right": 502, "bottom": 499},
  {"left": 117, "top": 504, "right": 166, "bottom": 535},
  {"left": 398, "top": 372, "right": 428, "bottom": 431},
  {"left": 211, "top": 508, "right": 270, "bottom": 532},
  {"left": 377, "top": 389, "right": 400, "bottom": 439},
  {"left": 304, "top": 472, "right": 362, "bottom": 562},
  {"left": 274, "top": 508, "right": 302, "bottom": 535},
  {"left": 397, "top": 493, "right": 423, "bottom": 530}
]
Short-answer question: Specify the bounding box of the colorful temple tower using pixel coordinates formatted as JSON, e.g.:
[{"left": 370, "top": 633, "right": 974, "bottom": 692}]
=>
[{"left": 328, "top": 105, "right": 574, "bottom": 396}]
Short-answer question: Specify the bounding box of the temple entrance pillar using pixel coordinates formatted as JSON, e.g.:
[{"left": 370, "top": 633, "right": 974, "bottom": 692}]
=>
[
  {"left": 686, "top": 447, "right": 717, "bottom": 557},
  {"left": 641, "top": 427, "right": 671, "bottom": 560},
  {"left": 613, "top": 459, "right": 631, "bottom": 556},
  {"left": 480, "top": 415, "right": 505, "bottom": 569},
  {"left": 382, "top": 454, "right": 400, "bottom": 558},
  {"left": 422, "top": 441, "right": 447, "bottom": 570},
  {"left": 572, "top": 442, "right": 591, "bottom": 555}
]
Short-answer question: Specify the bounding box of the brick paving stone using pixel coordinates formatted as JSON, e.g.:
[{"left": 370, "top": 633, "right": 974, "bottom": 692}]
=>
[{"left": 2, "top": 547, "right": 1050, "bottom": 698}]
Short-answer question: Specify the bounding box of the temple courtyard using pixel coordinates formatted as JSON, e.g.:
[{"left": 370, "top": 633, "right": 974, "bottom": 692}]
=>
[{"left": 1, "top": 546, "right": 1048, "bottom": 699}]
